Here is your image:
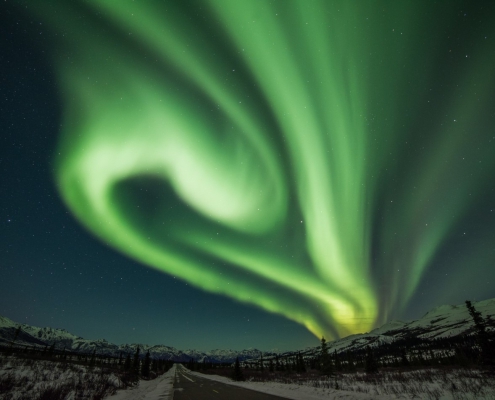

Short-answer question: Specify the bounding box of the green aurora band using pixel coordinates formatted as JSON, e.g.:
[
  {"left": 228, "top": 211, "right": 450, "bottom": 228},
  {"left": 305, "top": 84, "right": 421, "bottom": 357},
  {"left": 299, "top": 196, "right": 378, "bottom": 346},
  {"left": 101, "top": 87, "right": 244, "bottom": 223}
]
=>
[{"left": 26, "top": 1, "right": 495, "bottom": 339}]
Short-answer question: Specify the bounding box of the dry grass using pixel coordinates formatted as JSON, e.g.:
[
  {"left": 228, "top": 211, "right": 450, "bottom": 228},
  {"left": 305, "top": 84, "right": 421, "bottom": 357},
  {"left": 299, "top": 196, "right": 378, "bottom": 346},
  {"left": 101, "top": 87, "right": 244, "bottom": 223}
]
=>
[
  {"left": 201, "top": 366, "right": 495, "bottom": 399},
  {"left": 0, "top": 355, "right": 122, "bottom": 400}
]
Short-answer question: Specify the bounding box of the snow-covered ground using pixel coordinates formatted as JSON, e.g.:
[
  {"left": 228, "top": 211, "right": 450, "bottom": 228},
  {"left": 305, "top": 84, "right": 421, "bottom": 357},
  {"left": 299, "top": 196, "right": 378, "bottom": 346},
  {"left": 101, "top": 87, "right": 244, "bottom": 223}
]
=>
[
  {"left": 2, "top": 356, "right": 494, "bottom": 400},
  {"left": 0, "top": 355, "right": 120, "bottom": 399},
  {"left": 187, "top": 367, "right": 495, "bottom": 400},
  {"left": 188, "top": 368, "right": 391, "bottom": 399},
  {"left": 109, "top": 364, "right": 175, "bottom": 400},
  {"left": 0, "top": 354, "right": 176, "bottom": 400}
]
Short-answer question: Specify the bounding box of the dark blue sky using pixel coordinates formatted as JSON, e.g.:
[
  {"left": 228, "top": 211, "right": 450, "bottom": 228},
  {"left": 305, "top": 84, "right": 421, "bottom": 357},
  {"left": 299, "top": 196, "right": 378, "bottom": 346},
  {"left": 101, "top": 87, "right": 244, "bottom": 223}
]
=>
[{"left": 0, "top": 2, "right": 317, "bottom": 351}]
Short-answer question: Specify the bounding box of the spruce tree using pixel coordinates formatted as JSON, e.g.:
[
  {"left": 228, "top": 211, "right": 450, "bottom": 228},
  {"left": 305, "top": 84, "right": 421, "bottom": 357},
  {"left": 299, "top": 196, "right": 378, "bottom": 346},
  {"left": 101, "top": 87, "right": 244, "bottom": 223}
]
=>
[
  {"left": 345, "top": 351, "right": 356, "bottom": 372},
  {"left": 89, "top": 349, "right": 96, "bottom": 368},
  {"left": 48, "top": 343, "right": 55, "bottom": 358},
  {"left": 401, "top": 348, "right": 410, "bottom": 367},
  {"left": 269, "top": 359, "right": 274, "bottom": 372},
  {"left": 320, "top": 337, "right": 333, "bottom": 376},
  {"left": 142, "top": 351, "right": 151, "bottom": 378},
  {"left": 466, "top": 301, "right": 486, "bottom": 334},
  {"left": 365, "top": 347, "right": 378, "bottom": 374},
  {"left": 124, "top": 353, "right": 131, "bottom": 371},
  {"left": 297, "top": 352, "right": 306, "bottom": 373},
  {"left": 10, "top": 326, "right": 21, "bottom": 349},
  {"left": 260, "top": 353, "right": 264, "bottom": 373},
  {"left": 232, "top": 357, "right": 244, "bottom": 381},
  {"left": 334, "top": 350, "right": 342, "bottom": 372},
  {"left": 466, "top": 300, "right": 494, "bottom": 366},
  {"left": 133, "top": 346, "right": 141, "bottom": 376}
]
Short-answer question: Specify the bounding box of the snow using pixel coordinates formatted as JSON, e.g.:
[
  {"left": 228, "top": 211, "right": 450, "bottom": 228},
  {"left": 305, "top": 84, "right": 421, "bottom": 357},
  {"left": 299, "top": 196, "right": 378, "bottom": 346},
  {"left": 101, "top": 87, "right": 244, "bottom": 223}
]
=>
[
  {"left": 2, "top": 298, "right": 495, "bottom": 399},
  {"left": 0, "top": 356, "right": 119, "bottom": 399},
  {"left": 258, "top": 297, "right": 495, "bottom": 362},
  {"left": 0, "top": 313, "right": 268, "bottom": 362},
  {"left": 185, "top": 368, "right": 393, "bottom": 400},
  {"left": 186, "top": 367, "right": 495, "bottom": 400},
  {"left": 2, "top": 356, "right": 494, "bottom": 399},
  {"left": 368, "top": 320, "right": 407, "bottom": 335},
  {"left": 109, "top": 364, "right": 176, "bottom": 400},
  {"left": 2, "top": 297, "right": 494, "bottom": 364},
  {"left": 0, "top": 316, "right": 16, "bottom": 329}
]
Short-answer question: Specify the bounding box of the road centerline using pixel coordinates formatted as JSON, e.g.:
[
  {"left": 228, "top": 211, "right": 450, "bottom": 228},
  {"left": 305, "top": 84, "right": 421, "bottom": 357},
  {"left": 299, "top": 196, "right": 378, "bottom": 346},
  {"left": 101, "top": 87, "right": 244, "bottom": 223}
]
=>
[{"left": 181, "top": 373, "right": 195, "bottom": 382}]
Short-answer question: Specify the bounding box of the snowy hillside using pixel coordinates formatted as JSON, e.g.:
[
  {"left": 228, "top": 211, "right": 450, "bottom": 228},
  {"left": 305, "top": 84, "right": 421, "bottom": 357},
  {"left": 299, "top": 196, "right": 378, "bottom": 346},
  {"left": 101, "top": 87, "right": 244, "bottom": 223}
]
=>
[{"left": 265, "top": 298, "right": 495, "bottom": 361}]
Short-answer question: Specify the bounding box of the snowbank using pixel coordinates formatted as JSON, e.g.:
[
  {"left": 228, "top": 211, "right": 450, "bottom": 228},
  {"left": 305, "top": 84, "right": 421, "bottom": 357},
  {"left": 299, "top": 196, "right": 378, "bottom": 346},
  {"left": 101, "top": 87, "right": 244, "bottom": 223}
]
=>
[
  {"left": 187, "top": 369, "right": 392, "bottom": 400},
  {"left": 109, "top": 364, "right": 176, "bottom": 400}
]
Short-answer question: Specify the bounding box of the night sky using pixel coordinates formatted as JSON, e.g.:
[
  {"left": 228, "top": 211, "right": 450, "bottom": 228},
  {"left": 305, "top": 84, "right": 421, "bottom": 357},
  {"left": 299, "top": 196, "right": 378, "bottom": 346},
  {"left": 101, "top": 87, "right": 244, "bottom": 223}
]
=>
[{"left": 1, "top": 1, "right": 495, "bottom": 352}]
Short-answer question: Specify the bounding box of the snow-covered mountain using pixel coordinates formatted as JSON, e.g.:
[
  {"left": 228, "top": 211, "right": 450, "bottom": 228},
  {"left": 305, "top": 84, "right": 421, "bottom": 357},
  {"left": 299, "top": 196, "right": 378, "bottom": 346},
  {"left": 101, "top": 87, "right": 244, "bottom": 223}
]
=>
[
  {"left": 0, "top": 315, "right": 269, "bottom": 362},
  {"left": 1, "top": 298, "right": 494, "bottom": 363},
  {"left": 268, "top": 297, "right": 495, "bottom": 361}
]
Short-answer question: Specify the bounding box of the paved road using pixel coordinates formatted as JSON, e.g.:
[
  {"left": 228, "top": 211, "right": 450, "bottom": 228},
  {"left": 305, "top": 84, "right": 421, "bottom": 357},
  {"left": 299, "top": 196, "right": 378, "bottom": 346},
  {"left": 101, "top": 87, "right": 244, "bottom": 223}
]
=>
[{"left": 173, "top": 365, "right": 289, "bottom": 400}]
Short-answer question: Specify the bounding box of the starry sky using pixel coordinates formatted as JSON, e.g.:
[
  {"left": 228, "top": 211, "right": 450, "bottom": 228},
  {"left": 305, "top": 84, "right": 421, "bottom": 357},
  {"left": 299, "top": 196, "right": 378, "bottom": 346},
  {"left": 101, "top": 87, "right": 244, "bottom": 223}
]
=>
[{"left": 1, "top": 1, "right": 495, "bottom": 352}]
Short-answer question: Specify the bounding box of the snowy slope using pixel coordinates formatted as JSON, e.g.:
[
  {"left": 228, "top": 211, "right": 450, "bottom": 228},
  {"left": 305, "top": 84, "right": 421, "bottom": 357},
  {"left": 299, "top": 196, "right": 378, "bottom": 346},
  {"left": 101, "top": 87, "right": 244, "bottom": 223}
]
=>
[
  {"left": 323, "top": 298, "right": 495, "bottom": 354},
  {"left": 263, "top": 298, "right": 495, "bottom": 361}
]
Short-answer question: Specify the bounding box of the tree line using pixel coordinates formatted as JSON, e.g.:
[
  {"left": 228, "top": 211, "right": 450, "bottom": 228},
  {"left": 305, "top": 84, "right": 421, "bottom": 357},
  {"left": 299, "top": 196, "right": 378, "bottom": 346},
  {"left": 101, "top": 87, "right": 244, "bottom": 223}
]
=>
[{"left": 229, "top": 300, "right": 494, "bottom": 380}]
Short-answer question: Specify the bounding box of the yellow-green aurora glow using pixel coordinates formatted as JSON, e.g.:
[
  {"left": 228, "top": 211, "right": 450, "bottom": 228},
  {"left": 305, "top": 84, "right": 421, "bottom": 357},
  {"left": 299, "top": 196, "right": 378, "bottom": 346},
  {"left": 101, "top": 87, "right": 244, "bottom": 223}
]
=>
[{"left": 25, "top": 1, "right": 495, "bottom": 340}]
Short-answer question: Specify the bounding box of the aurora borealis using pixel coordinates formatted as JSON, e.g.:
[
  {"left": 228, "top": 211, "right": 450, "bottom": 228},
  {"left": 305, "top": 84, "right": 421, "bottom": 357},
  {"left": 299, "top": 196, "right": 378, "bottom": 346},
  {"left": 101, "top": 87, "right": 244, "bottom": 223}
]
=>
[{"left": 2, "top": 1, "right": 495, "bottom": 349}]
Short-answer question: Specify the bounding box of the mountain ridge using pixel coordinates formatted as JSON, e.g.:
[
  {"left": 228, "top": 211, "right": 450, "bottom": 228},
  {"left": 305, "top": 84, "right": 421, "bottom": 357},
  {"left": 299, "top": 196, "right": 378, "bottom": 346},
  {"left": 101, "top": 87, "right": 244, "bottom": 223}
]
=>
[{"left": 1, "top": 298, "right": 494, "bottom": 363}]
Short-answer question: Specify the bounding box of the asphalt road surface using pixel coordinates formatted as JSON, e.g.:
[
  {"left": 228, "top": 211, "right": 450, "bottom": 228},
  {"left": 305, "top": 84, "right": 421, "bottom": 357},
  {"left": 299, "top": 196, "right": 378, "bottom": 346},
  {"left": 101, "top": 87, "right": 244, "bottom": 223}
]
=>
[{"left": 173, "top": 365, "right": 289, "bottom": 400}]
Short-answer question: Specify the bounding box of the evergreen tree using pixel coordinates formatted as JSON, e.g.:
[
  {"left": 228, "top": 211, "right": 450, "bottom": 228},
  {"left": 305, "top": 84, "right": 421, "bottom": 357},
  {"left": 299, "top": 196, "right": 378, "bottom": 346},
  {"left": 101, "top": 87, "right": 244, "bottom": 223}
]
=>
[
  {"left": 455, "top": 346, "right": 471, "bottom": 367},
  {"left": 275, "top": 355, "right": 281, "bottom": 371},
  {"left": 10, "top": 326, "right": 22, "bottom": 349},
  {"left": 232, "top": 357, "right": 244, "bottom": 381},
  {"left": 365, "top": 347, "right": 378, "bottom": 374},
  {"left": 345, "top": 351, "right": 356, "bottom": 372},
  {"left": 320, "top": 337, "right": 333, "bottom": 376},
  {"left": 89, "top": 349, "right": 96, "bottom": 368},
  {"left": 48, "top": 343, "right": 55, "bottom": 358},
  {"left": 401, "top": 348, "right": 410, "bottom": 367},
  {"left": 142, "top": 351, "right": 151, "bottom": 378},
  {"left": 269, "top": 359, "right": 274, "bottom": 372},
  {"left": 259, "top": 353, "right": 264, "bottom": 373},
  {"left": 119, "top": 352, "right": 123, "bottom": 366},
  {"left": 466, "top": 300, "right": 486, "bottom": 335},
  {"left": 297, "top": 352, "right": 306, "bottom": 373},
  {"left": 133, "top": 346, "right": 141, "bottom": 375},
  {"left": 334, "top": 350, "right": 342, "bottom": 372},
  {"left": 466, "top": 300, "right": 494, "bottom": 366},
  {"left": 429, "top": 349, "right": 436, "bottom": 366},
  {"left": 294, "top": 355, "right": 300, "bottom": 372},
  {"left": 124, "top": 353, "right": 131, "bottom": 371}
]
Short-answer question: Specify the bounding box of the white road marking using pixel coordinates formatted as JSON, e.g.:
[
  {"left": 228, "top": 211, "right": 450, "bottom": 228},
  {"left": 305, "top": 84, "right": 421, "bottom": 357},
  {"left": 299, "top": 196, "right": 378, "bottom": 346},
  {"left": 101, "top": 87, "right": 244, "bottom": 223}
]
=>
[{"left": 181, "top": 373, "right": 195, "bottom": 382}]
